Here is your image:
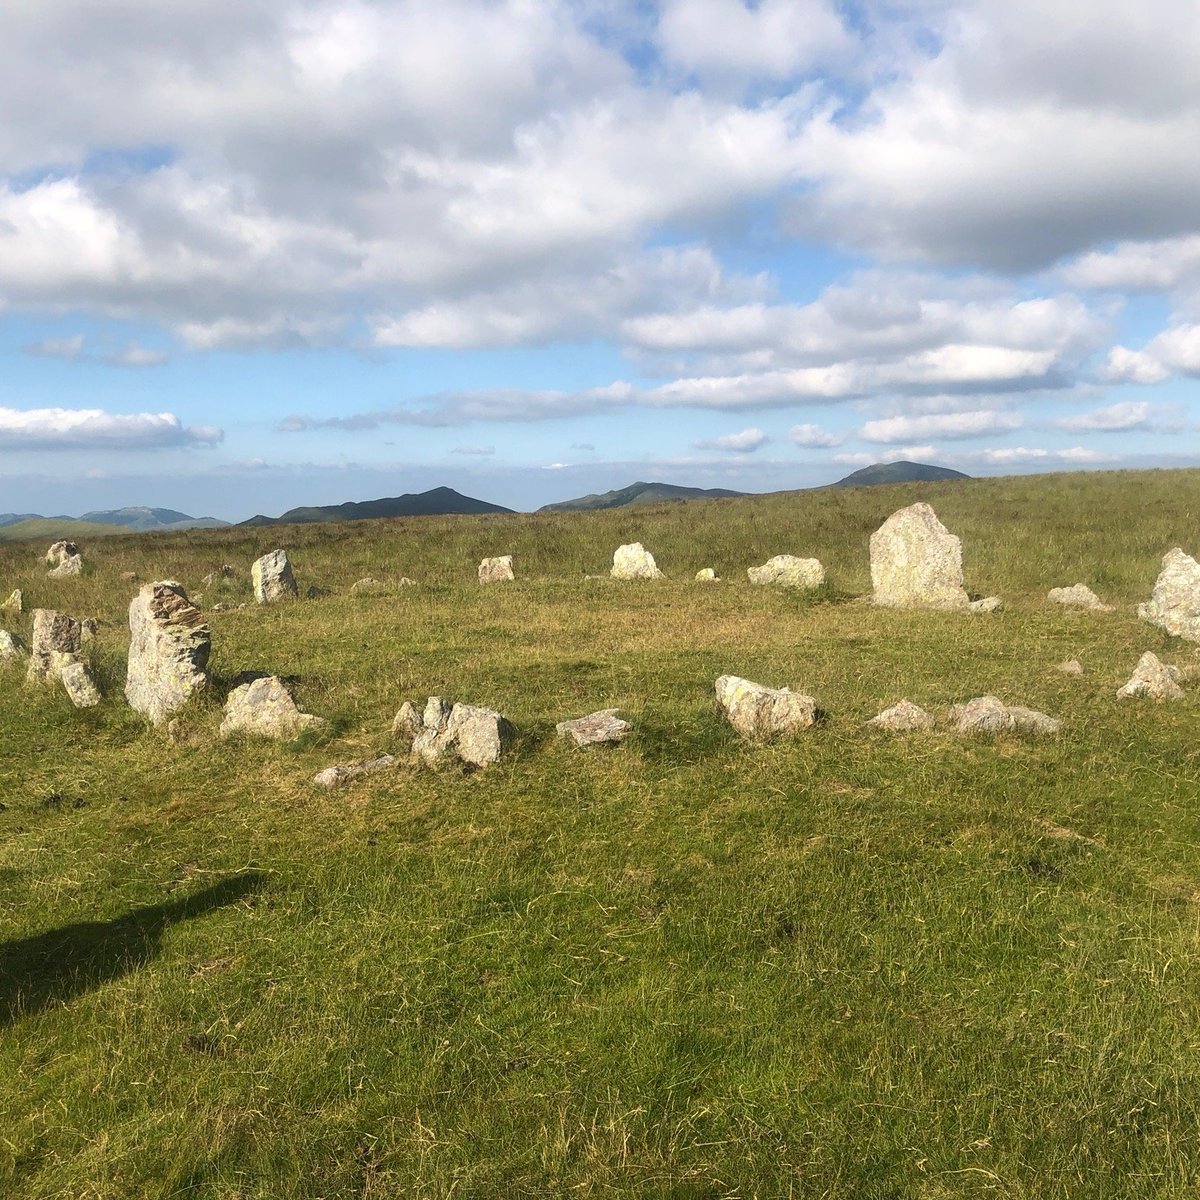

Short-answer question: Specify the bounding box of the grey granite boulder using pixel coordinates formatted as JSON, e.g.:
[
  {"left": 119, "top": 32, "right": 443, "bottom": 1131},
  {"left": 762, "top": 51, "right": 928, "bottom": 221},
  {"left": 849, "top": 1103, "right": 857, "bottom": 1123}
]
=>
[
  {"left": 1116, "top": 651, "right": 1184, "bottom": 701},
  {"left": 951, "top": 696, "right": 1060, "bottom": 735},
  {"left": 27, "top": 609, "right": 82, "bottom": 684},
  {"left": 1048, "top": 583, "right": 1111, "bottom": 611},
  {"left": 715, "top": 675, "right": 820, "bottom": 739},
  {"left": 404, "top": 696, "right": 514, "bottom": 768},
  {"left": 747, "top": 555, "right": 824, "bottom": 588},
  {"left": 251, "top": 549, "right": 297, "bottom": 603},
  {"left": 611, "top": 543, "right": 664, "bottom": 580},
  {"left": 1138, "top": 549, "right": 1200, "bottom": 641},
  {"left": 479, "top": 556, "right": 515, "bottom": 584},
  {"left": 220, "top": 676, "right": 327, "bottom": 738},
  {"left": 60, "top": 661, "right": 101, "bottom": 708},
  {"left": 125, "top": 581, "right": 210, "bottom": 725},
  {"left": 868, "top": 700, "right": 934, "bottom": 731},
  {"left": 870, "top": 503, "right": 969, "bottom": 610},
  {"left": 556, "top": 709, "right": 632, "bottom": 746}
]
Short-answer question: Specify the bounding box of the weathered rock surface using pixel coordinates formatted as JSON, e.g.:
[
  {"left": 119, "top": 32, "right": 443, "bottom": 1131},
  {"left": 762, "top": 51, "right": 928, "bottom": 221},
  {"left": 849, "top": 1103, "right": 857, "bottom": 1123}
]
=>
[
  {"left": 556, "top": 709, "right": 632, "bottom": 746},
  {"left": 60, "top": 661, "right": 101, "bottom": 708},
  {"left": 313, "top": 754, "right": 396, "bottom": 789},
  {"left": 220, "top": 676, "right": 327, "bottom": 738},
  {"left": 1116, "top": 651, "right": 1184, "bottom": 701},
  {"left": 350, "top": 577, "right": 388, "bottom": 595},
  {"left": 1057, "top": 659, "right": 1085, "bottom": 676},
  {"left": 715, "top": 675, "right": 820, "bottom": 739},
  {"left": 1138, "top": 548, "right": 1200, "bottom": 641},
  {"left": 0, "top": 630, "right": 27, "bottom": 662},
  {"left": 694, "top": 568, "right": 719, "bottom": 582},
  {"left": 47, "top": 551, "right": 83, "bottom": 577},
  {"left": 81, "top": 618, "right": 99, "bottom": 642},
  {"left": 1, "top": 589, "right": 21, "bottom": 614},
  {"left": 251, "top": 549, "right": 297, "bottom": 603},
  {"left": 27, "top": 609, "right": 82, "bottom": 684},
  {"left": 1048, "top": 583, "right": 1111, "bottom": 611},
  {"left": 391, "top": 700, "right": 422, "bottom": 743},
  {"left": 969, "top": 596, "right": 1003, "bottom": 613},
  {"left": 868, "top": 700, "right": 934, "bottom": 731},
  {"left": 45, "top": 540, "right": 80, "bottom": 569},
  {"left": 951, "top": 696, "right": 1060, "bottom": 735},
  {"left": 870, "top": 503, "right": 969, "bottom": 610},
  {"left": 405, "top": 697, "right": 514, "bottom": 768},
  {"left": 478, "top": 556, "right": 514, "bottom": 584},
  {"left": 747, "top": 555, "right": 825, "bottom": 588},
  {"left": 125, "top": 581, "right": 210, "bottom": 725},
  {"left": 611, "top": 543, "right": 664, "bottom": 580}
]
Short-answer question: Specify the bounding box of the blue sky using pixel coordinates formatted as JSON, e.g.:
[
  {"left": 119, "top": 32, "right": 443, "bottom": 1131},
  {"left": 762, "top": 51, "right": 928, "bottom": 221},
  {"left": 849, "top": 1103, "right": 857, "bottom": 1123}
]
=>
[{"left": 2, "top": 0, "right": 1199, "bottom": 519}]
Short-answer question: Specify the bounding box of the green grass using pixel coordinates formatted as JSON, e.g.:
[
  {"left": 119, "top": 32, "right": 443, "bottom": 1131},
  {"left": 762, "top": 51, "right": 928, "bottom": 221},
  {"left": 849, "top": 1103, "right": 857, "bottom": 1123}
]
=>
[
  {"left": 2, "top": 468, "right": 1200, "bottom": 1197},
  {"left": 0, "top": 517, "right": 129, "bottom": 542}
]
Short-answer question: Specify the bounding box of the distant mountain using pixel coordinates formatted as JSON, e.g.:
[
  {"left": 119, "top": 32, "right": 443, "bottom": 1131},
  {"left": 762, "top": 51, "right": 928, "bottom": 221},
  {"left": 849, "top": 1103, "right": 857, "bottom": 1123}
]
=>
[
  {"left": 81, "top": 506, "right": 230, "bottom": 531},
  {"left": 830, "top": 461, "right": 970, "bottom": 488},
  {"left": 242, "top": 486, "right": 513, "bottom": 526},
  {"left": 540, "top": 481, "right": 747, "bottom": 512},
  {"left": 0, "top": 506, "right": 230, "bottom": 538},
  {"left": 0, "top": 517, "right": 129, "bottom": 542},
  {"left": 0, "top": 512, "right": 66, "bottom": 528}
]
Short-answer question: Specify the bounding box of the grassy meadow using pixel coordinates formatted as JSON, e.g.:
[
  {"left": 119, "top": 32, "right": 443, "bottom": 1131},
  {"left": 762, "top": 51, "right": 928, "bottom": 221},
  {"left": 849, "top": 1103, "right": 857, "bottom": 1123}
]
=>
[{"left": 2, "top": 467, "right": 1200, "bottom": 1198}]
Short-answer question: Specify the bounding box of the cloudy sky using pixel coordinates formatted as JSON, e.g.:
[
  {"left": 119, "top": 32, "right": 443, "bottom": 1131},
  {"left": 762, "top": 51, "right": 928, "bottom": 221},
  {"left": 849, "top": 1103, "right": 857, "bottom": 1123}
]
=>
[{"left": 3, "top": 0, "right": 1199, "bottom": 518}]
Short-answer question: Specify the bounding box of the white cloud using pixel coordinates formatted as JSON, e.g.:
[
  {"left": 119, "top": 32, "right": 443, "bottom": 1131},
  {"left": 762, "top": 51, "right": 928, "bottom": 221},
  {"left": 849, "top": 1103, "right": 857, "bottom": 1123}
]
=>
[
  {"left": 108, "top": 343, "right": 169, "bottom": 368},
  {"left": 1063, "top": 235, "right": 1200, "bottom": 292},
  {"left": 0, "top": 407, "right": 222, "bottom": 449},
  {"left": 28, "top": 333, "right": 86, "bottom": 361},
  {"left": 451, "top": 444, "right": 495, "bottom": 456},
  {"left": 1056, "top": 401, "right": 1152, "bottom": 432},
  {"left": 974, "top": 445, "right": 1112, "bottom": 465},
  {"left": 1098, "top": 345, "right": 1172, "bottom": 385},
  {"left": 859, "top": 409, "right": 1023, "bottom": 443},
  {"left": 694, "top": 426, "right": 767, "bottom": 452},
  {"left": 788, "top": 422, "right": 842, "bottom": 447}
]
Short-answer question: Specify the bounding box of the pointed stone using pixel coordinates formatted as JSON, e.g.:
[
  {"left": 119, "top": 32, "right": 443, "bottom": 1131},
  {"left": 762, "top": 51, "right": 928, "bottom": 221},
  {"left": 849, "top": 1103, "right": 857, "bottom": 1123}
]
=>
[
  {"left": 870, "top": 503, "right": 969, "bottom": 610},
  {"left": 391, "top": 701, "right": 422, "bottom": 746},
  {"left": 251, "top": 549, "right": 298, "bottom": 603},
  {"left": 125, "top": 581, "right": 210, "bottom": 725},
  {"left": 1, "top": 589, "right": 21, "bottom": 615},
  {"left": 1117, "top": 651, "right": 1184, "bottom": 701},
  {"left": 0, "top": 630, "right": 28, "bottom": 662},
  {"left": 611, "top": 543, "right": 663, "bottom": 580}
]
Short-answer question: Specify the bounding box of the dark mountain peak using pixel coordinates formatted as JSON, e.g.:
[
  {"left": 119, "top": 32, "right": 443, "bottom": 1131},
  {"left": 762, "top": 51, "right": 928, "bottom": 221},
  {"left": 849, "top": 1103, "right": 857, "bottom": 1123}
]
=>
[
  {"left": 242, "top": 486, "right": 513, "bottom": 526},
  {"left": 540, "top": 480, "right": 746, "bottom": 512},
  {"left": 830, "top": 461, "right": 970, "bottom": 489}
]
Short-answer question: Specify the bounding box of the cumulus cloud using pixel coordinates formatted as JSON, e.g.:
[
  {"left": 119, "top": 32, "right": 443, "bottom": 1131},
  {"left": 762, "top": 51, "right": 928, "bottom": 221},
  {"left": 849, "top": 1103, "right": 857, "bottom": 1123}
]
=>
[
  {"left": 973, "top": 445, "right": 1112, "bottom": 465},
  {"left": 0, "top": 407, "right": 222, "bottom": 449},
  {"left": 859, "top": 409, "right": 1023, "bottom": 443},
  {"left": 788, "top": 422, "right": 842, "bottom": 447},
  {"left": 1098, "top": 345, "right": 1172, "bottom": 385},
  {"left": 1063, "top": 235, "right": 1200, "bottom": 292},
  {"left": 1056, "top": 401, "right": 1153, "bottom": 432},
  {"left": 694, "top": 426, "right": 767, "bottom": 452}
]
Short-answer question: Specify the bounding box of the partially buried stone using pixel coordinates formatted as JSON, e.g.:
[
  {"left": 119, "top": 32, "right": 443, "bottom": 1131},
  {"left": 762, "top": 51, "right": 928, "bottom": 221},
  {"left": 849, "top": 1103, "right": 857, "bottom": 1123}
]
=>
[
  {"left": 124, "top": 581, "right": 210, "bottom": 725},
  {"left": 391, "top": 700, "right": 422, "bottom": 745},
  {"left": 1138, "top": 548, "right": 1200, "bottom": 642},
  {"left": 1, "top": 589, "right": 21, "bottom": 614},
  {"left": 313, "top": 754, "right": 396, "bottom": 789},
  {"left": 1116, "top": 651, "right": 1183, "bottom": 701},
  {"left": 969, "top": 596, "right": 1002, "bottom": 613},
  {"left": 27, "top": 609, "right": 82, "bottom": 684},
  {"left": 220, "top": 676, "right": 327, "bottom": 738},
  {"left": 951, "top": 696, "right": 1060, "bottom": 734},
  {"left": 868, "top": 700, "right": 934, "bottom": 731},
  {"left": 1048, "top": 583, "right": 1111, "bottom": 611},
  {"left": 747, "top": 556, "right": 824, "bottom": 588},
  {"left": 350, "top": 577, "right": 388, "bottom": 595},
  {"left": 694, "top": 568, "right": 719, "bottom": 582},
  {"left": 556, "top": 709, "right": 632, "bottom": 746},
  {"left": 0, "top": 630, "right": 28, "bottom": 662},
  {"left": 251, "top": 549, "right": 298, "bottom": 603},
  {"left": 715, "top": 675, "right": 820, "bottom": 739},
  {"left": 1057, "top": 659, "right": 1084, "bottom": 676},
  {"left": 611, "top": 543, "right": 664, "bottom": 580},
  {"left": 81, "top": 618, "right": 99, "bottom": 642},
  {"left": 870, "top": 503, "right": 969, "bottom": 610},
  {"left": 60, "top": 661, "right": 101, "bottom": 708},
  {"left": 478, "top": 556, "right": 514, "bottom": 584}
]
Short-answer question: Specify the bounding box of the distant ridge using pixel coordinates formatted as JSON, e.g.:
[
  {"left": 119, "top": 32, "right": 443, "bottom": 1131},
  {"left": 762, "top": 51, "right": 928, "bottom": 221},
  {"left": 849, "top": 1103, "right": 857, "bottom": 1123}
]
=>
[
  {"left": 540, "top": 481, "right": 746, "bottom": 512},
  {"left": 81, "top": 506, "right": 230, "bottom": 532},
  {"left": 242, "top": 486, "right": 513, "bottom": 526},
  {"left": 830, "top": 461, "right": 970, "bottom": 488},
  {"left": 0, "top": 506, "right": 229, "bottom": 538}
]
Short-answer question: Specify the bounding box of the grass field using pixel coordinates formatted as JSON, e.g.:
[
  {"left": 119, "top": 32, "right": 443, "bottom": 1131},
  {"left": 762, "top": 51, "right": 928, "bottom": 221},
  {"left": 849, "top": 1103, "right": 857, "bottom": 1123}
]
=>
[{"left": 2, "top": 468, "right": 1200, "bottom": 1198}]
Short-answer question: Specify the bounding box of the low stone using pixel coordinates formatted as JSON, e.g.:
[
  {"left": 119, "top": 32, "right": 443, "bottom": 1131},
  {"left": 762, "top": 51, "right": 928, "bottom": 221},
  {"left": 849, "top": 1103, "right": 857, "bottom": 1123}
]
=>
[
  {"left": 951, "top": 695, "right": 1060, "bottom": 734},
  {"left": 81, "top": 617, "right": 99, "bottom": 642},
  {"left": 694, "top": 568, "right": 719, "bottom": 582},
  {"left": 611, "top": 543, "right": 664, "bottom": 580},
  {"left": 1, "top": 589, "right": 21, "bottom": 614},
  {"left": 305, "top": 584, "right": 330, "bottom": 599},
  {"left": 479, "top": 556, "right": 514, "bottom": 584},
  {"left": 870, "top": 503, "right": 970, "bottom": 610},
  {"left": 969, "top": 596, "right": 1003, "bottom": 613},
  {"left": 1138, "top": 548, "right": 1200, "bottom": 642},
  {"left": 1057, "top": 659, "right": 1085, "bottom": 676},
  {"left": 868, "top": 700, "right": 934, "bottom": 731},
  {"left": 48, "top": 553, "right": 83, "bottom": 578},
  {"left": 27, "top": 609, "right": 82, "bottom": 684},
  {"left": 0, "top": 630, "right": 28, "bottom": 662},
  {"left": 556, "top": 709, "right": 632, "bottom": 746},
  {"left": 1048, "top": 583, "right": 1111, "bottom": 611},
  {"left": 313, "top": 754, "right": 396, "bottom": 789},
  {"left": 220, "top": 676, "right": 327, "bottom": 738},
  {"left": 210, "top": 602, "right": 246, "bottom": 613},
  {"left": 397, "top": 577, "right": 417, "bottom": 587},
  {"left": 747, "top": 555, "right": 825, "bottom": 588},
  {"left": 350, "top": 577, "right": 388, "bottom": 595},
  {"left": 60, "top": 661, "right": 101, "bottom": 708},
  {"left": 1117, "top": 651, "right": 1184, "bottom": 701},
  {"left": 715, "top": 675, "right": 820, "bottom": 739},
  {"left": 251, "top": 549, "right": 298, "bottom": 603},
  {"left": 125, "top": 581, "right": 210, "bottom": 725},
  {"left": 408, "top": 696, "right": 513, "bottom": 768}
]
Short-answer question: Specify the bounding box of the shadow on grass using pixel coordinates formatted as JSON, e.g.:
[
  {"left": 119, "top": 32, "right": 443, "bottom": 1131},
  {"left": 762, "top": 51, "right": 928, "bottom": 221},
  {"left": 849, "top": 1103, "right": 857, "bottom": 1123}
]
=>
[{"left": 0, "top": 872, "right": 264, "bottom": 1027}]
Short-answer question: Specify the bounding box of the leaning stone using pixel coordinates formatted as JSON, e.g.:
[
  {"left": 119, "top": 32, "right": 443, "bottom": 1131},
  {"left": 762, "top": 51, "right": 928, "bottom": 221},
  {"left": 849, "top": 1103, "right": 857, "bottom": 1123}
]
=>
[
  {"left": 313, "top": 754, "right": 396, "bottom": 789},
  {"left": 45, "top": 540, "right": 80, "bottom": 569},
  {"left": 60, "top": 661, "right": 101, "bottom": 708},
  {"left": 1048, "top": 583, "right": 1111, "bottom": 611},
  {"left": 479, "top": 556, "right": 515, "bottom": 584},
  {"left": 0, "top": 630, "right": 28, "bottom": 662},
  {"left": 556, "top": 709, "right": 632, "bottom": 746},
  {"left": 611, "top": 543, "right": 664, "bottom": 580},
  {"left": 1138, "top": 548, "right": 1200, "bottom": 642},
  {"left": 870, "top": 503, "right": 969, "bottom": 610},
  {"left": 868, "top": 700, "right": 934, "bottom": 731},
  {"left": 1, "top": 589, "right": 21, "bottom": 614},
  {"left": 715, "top": 675, "right": 820, "bottom": 739},
  {"left": 27, "top": 609, "right": 82, "bottom": 684},
  {"left": 1117, "top": 651, "right": 1184, "bottom": 701},
  {"left": 125, "top": 581, "right": 210, "bottom": 726},
  {"left": 220, "top": 676, "right": 327, "bottom": 738},
  {"left": 251, "top": 549, "right": 298, "bottom": 603},
  {"left": 747, "top": 555, "right": 825, "bottom": 588},
  {"left": 694, "top": 568, "right": 719, "bottom": 582},
  {"left": 391, "top": 700, "right": 422, "bottom": 746},
  {"left": 969, "top": 596, "right": 1003, "bottom": 613},
  {"left": 1056, "top": 659, "right": 1085, "bottom": 676},
  {"left": 951, "top": 695, "right": 1060, "bottom": 734}
]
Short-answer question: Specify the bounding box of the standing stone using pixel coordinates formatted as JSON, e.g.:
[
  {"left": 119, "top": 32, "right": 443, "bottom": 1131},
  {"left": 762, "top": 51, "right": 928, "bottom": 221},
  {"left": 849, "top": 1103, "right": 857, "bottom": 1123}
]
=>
[
  {"left": 715, "top": 675, "right": 820, "bottom": 739},
  {"left": 1, "top": 589, "right": 21, "bottom": 615},
  {"left": 611, "top": 543, "right": 664, "bottom": 580},
  {"left": 868, "top": 700, "right": 934, "bottom": 731},
  {"left": 27, "top": 609, "right": 82, "bottom": 684},
  {"left": 870, "top": 503, "right": 969, "bottom": 610},
  {"left": 747, "top": 556, "right": 825, "bottom": 588},
  {"left": 1138, "top": 549, "right": 1200, "bottom": 642},
  {"left": 60, "top": 661, "right": 101, "bottom": 708},
  {"left": 1048, "top": 583, "right": 1111, "bottom": 611},
  {"left": 0, "top": 630, "right": 28, "bottom": 663},
  {"left": 478, "top": 556, "right": 515, "bottom": 584},
  {"left": 1116, "top": 651, "right": 1184, "bottom": 701},
  {"left": 220, "top": 676, "right": 327, "bottom": 738},
  {"left": 45, "top": 541, "right": 80, "bottom": 569},
  {"left": 556, "top": 709, "right": 632, "bottom": 746},
  {"left": 125, "top": 581, "right": 210, "bottom": 725},
  {"left": 251, "top": 549, "right": 298, "bottom": 603}
]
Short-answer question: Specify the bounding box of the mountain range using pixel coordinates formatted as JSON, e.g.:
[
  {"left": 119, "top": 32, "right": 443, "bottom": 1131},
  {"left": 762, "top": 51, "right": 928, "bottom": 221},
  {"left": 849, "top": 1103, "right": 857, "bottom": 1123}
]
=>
[
  {"left": 538, "top": 481, "right": 746, "bottom": 512},
  {"left": 240, "top": 486, "right": 513, "bottom": 526}
]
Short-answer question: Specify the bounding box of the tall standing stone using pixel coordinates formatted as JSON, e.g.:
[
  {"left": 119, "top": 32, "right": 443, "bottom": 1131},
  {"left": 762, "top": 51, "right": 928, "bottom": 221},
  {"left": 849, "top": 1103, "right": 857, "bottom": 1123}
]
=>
[
  {"left": 26, "top": 609, "right": 82, "bottom": 684},
  {"left": 1138, "top": 548, "right": 1200, "bottom": 642},
  {"left": 252, "top": 549, "right": 297, "bottom": 603},
  {"left": 870, "top": 503, "right": 969, "bottom": 610},
  {"left": 125, "top": 581, "right": 211, "bottom": 725}
]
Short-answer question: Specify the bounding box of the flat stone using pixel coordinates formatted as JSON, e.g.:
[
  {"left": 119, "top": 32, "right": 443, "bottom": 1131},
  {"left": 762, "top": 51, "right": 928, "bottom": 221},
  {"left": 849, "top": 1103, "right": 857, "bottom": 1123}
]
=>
[
  {"left": 313, "top": 754, "right": 396, "bottom": 789},
  {"left": 556, "top": 709, "right": 632, "bottom": 746},
  {"left": 60, "top": 661, "right": 101, "bottom": 708},
  {"left": 747, "top": 555, "right": 825, "bottom": 588},
  {"left": 350, "top": 577, "right": 388, "bottom": 595},
  {"left": 870, "top": 503, "right": 969, "bottom": 610},
  {"left": 0, "top": 630, "right": 28, "bottom": 662},
  {"left": 27, "top": 609, "right": 82, "bottom": 684},
  {"left": 479, "top": 556, "right": 515, "bottom": 584},
  {"left": 1056, "top": 659, "right": 1084, "bottom": 676},
  {"left": 715, "top": 675, "right": 820, "bottom": 739},
  {"left": 1048, "top": 583, "right": 1112, "bottom": 611},
  {"left": 611, "top": 543, "right": 664, "bottom": 580},
  {"left": 969, "top": 596, "right": 1003, "bottom": 613},
  {"left": 951, "top": 695, "right": 1060, "bottom": 735},
  {"left": 1116, "top": 651, "right": 1184, "bottom": 701},
  {"left": 124, "top": 581, "right": 210, "bottom": 726},
  {"left": 251, "top": 549, "right": 298, "bottom": 603},
  {"left": 868, "top": 700, "right": 934, "bottom": 731},
  {"left": 1138, "top": 548, "right": 1200, "bottom": 642},
  {"left": 694, "top": 568, "right": 719, "bottom": 582},
  {"left": 220, "top": 676, "right": 327, "bottom": 738}
]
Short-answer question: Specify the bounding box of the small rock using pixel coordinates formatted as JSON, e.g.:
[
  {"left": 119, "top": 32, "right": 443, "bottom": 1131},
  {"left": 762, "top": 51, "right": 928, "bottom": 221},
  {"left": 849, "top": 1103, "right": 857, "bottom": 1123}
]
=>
[
  {"left": 27, "top": 609, "right": 82, "bottom": 684},
  {"left": 220, "top": 676, "right": 328, "bottom": 738},
  {"left": 1116, "top": 651, "right": 1184, "bottom": 701},
  {"left": 313, "top": 754, "right": 396, "bottom": 789},
  {"left": 1, "top": 589, "right": 21, "bottom": 614},
  {"left": 868, "top": 700, "right": 934, "bottom": 731},
  {"left": 121, "top": 571, "right": 138, "bottom": 583},
  {"left": 715, "top": 675, "right": 820, "bottom": 739},
  {"left": 350, "top": 577, "right": 388, "bottom": 595},
  {"left": 747, "top": 555, "right": 825, "bottom": 588},
  {"left": 251, "top": 549, "right": 298, "bottom": 603},
  {"left": 80, "top": 617, "right": 99, "bottom": 642},
  {"left": 1056, "top": 659, "right": 1084, "bottom": 676},
  {"left": 969, "top": 596, "right": 1003, "bottom": 613},
  {"left": 951, "top": 696, "right": 1060, "bottom": 735},
  {"left": 1048, "top": 583, "right": 1112, "bottom": 611},
  {"left": 556, "top": 709, "right": 632, "bottom": 746},
  {"left": 479, "top": 556, "right": 514, "bottom": 584},
  {"left": 60, "top": 661, "right": 101, "bottom": 708},
  {"left": 0, "top": 630, "right": 28, "bottom": 662},
  {"left": 694, "top": 568, "right": 719, "bottom": 582},
  {"left": 611, "top": 543, "right": 664, "bottom": 580},
  {"left": 870, "top": 503, "right": 969, "bottom": 610}
]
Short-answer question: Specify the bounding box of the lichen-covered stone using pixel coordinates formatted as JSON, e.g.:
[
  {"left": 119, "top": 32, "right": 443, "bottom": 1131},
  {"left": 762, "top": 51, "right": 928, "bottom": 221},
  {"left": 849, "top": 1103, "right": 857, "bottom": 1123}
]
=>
[
  {"left": 407, "top": 697, "right": 513, "bottom": 768},
  {"left": 313, "top": 754, "right": 396, "bottom": 789},
  {"left": 951, "top": 695, "right": 1060, "bottom": 734},
  {"left": 715, "top": 675, "right": 820, "bottom": 739},
  {"left": 868, "top": 700, "right": 934, "bottom": 731},
  {"left": 27, "top": 609, "right": 82, "bottom": 684},
  {"left": 747, "top": 555, "right": 825, "bottom": 588},
  {"left": 556, "top": 709, "right": 632, "bottom": 746},
  {"left": 1048, "top": 583, "right": 1111, "bottom": 611},
  {"left": 1116, "top": 651, "right": 1184, "bottom": 701},
  {"left": 0, "top": 630, "right": 28, "bottom": 662},
  {"left": 60, "top": 661, "right": 101, "bottom": 708},
  {"left": 478, "top": 556, "right": 515, "bottom": 584},
  {"left": 611, "top": 543, "right": 664, "bottom": 580},
  {"left": 1138, "top": 548, "right": 1200, "bottom": 641},
  {"left": 220, "top": 676, "right": 327, "bottom": 738},
  {"left": 125, "top": 581, "right": 210, "bottom": 725},
  {"left": 870, "top": 503, "right": 969, "bottom": 610},
  {"left": 251, "top": 549, "right": 297, "bottom": 603}
]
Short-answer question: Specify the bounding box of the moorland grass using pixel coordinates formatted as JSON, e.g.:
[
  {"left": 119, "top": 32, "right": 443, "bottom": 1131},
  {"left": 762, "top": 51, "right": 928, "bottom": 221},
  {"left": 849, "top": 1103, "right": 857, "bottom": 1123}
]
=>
[{"left": 1, "top": 469, "right": 1200, "bottom": 1197}]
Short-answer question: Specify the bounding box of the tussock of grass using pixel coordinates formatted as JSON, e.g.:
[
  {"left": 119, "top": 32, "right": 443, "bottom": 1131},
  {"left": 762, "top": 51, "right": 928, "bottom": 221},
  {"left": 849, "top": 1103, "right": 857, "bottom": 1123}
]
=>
[{"left": 2, "top": 469, "right": 1200, "bottom": 1197}]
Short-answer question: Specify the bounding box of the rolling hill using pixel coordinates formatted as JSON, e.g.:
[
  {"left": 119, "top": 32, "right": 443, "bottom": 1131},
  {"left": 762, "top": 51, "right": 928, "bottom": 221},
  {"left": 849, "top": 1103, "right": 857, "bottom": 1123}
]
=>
[
  {"left": 241, "top": 485, "right": 514, "bottom": 526},
  {"left": 539, "top": 480, "right": 747, "bottom": 512},
  {"left": 830, "top": 460, "right": 970, "bottom": 488}
]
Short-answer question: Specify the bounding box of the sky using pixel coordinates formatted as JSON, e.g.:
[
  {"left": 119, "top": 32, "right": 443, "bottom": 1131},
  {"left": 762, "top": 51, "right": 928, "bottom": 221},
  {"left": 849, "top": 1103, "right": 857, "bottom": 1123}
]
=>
[{"left": 2, "top": 0, "right": 1199, "bottom": 520}]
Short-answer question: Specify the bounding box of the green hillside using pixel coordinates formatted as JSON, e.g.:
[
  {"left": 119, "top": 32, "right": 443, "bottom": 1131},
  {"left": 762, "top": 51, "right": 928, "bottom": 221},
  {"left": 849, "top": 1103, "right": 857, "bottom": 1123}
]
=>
[
  {"left": 0, "top": 517, "right": 129, "bottom": 542},
  {"left": 540, "top": 480, "right": 747, "bottom": 511}
]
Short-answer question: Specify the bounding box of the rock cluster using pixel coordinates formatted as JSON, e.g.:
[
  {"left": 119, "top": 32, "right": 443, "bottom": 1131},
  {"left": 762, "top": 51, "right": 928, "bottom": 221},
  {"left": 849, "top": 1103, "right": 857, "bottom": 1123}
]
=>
[
  {"left": 715, "top": 675, "right": 820, "bottom": 739},
  {"left": 221, "top": 676, "right": 327, "bottom": 738},
  {"left": 125, "top": 581, "right": 210, "bottom": 726},
  {"left": 478, "top": 556, "right": 515, "bottom": 584},
  {"left": 870, "top": 503, "right": 969, "bottom": 610},
  {"left": 394, "top": 697, "right": 513, "bottom": 768},
  {"left": 747, "top": 556, "right": 825, "bottom": 588},
  {"left": 1138, "top": 548, "right": 1200, "bottom": 642},
  {"left": 252, "top": 549, "right": 297, "bottom": 603},
  {"left": 1048, "top": 583, "right": 1111, "bottom": 611},
  {"left": 556, "top": 709, "right": 631, "bottom": 746},
  {"left": 1116, "top": 651, "right": 1183, "bottom": 701},
  {"left": 611, "top": 543, "right": 663, "bottom": 580},
  {"left": 46, "top": 541, "right": 83, "bottom": 577}
]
